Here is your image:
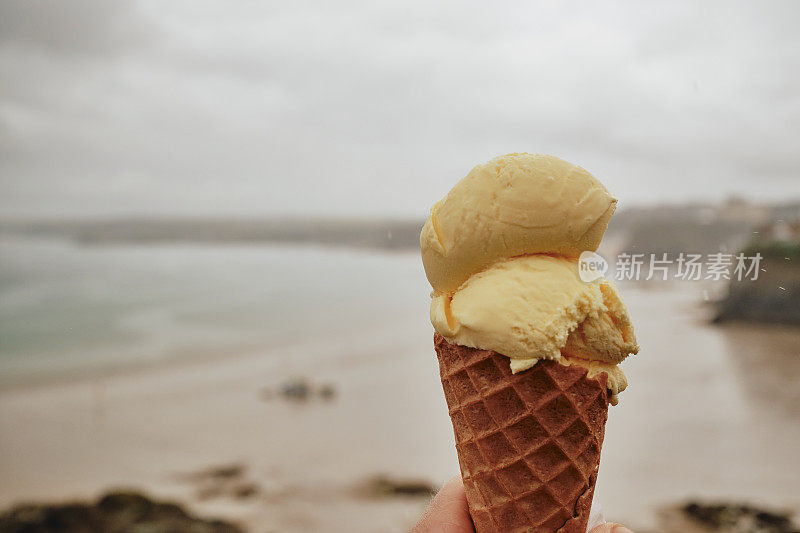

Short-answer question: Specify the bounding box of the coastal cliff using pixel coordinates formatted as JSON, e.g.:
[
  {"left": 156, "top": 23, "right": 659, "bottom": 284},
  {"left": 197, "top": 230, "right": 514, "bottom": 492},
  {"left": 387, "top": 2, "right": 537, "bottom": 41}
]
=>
[{"left": 714, "top": 241, "right": 800, "bottom": 325}]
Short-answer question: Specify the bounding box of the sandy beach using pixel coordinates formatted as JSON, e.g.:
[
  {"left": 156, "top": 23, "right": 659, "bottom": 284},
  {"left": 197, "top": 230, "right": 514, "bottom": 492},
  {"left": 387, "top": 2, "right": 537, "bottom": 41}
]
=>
[
  {"left": 0, "top": 312, "right": 446, "bottom": 531},
  {"left": 2, "top": 260, "right": 800, "bottom": 531}
]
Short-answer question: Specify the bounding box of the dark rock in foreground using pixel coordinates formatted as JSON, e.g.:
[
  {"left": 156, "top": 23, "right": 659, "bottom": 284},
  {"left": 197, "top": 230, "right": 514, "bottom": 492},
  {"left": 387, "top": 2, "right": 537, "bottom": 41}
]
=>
[
  {"left": 660, "top": 500, "right": 800, "bottom": 533},
  {"left": 0, "top": 491, "right": 242, "bottom": 533},
  {"left": 686, "top": 501, "right": 798, "bottom": 533}
]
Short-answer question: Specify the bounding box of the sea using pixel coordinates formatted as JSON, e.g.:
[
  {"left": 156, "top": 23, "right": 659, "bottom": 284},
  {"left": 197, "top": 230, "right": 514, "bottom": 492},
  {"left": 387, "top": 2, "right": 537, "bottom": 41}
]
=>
[{"left": 0, "top": 235, "right": 425, "bottom": 387}]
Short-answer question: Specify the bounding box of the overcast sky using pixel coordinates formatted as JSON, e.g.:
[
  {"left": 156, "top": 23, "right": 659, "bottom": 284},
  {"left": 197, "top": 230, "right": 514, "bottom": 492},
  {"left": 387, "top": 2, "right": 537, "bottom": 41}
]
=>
[{"left": 1, "top": 0, "right": 798, "bottom": 218}]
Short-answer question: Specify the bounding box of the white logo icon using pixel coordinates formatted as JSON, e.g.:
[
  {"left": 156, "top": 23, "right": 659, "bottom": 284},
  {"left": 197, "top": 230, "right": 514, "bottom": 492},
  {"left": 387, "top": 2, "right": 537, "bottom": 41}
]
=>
[{"left": 578, "top": 251, "right": 608, "bottom": 282}]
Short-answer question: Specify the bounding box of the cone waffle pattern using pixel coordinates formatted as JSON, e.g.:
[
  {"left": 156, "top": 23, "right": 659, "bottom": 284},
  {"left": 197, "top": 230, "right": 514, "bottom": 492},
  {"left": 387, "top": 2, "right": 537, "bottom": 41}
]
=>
[{"left": 435, "top": 334, "right": 610, "bottom": 533}]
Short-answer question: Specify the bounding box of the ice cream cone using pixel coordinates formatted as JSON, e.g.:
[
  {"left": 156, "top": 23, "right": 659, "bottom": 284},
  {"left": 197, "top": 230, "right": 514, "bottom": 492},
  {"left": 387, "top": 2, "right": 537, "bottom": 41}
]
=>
[
  {"left": 435, "top": 334, "right": 610, "bottom": 533},
  {"left": 421, "top": 154, "right": 638, "bottom": 530}
]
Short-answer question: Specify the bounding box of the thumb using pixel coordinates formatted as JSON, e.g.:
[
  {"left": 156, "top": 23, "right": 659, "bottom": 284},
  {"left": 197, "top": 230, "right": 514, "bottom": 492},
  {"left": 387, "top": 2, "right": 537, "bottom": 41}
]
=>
[
  {"left": 411, "top": 476, "right": 474, "bottom": 533},
  {"left": 589, "top": 524, "right": 634, "bottom": 533}
]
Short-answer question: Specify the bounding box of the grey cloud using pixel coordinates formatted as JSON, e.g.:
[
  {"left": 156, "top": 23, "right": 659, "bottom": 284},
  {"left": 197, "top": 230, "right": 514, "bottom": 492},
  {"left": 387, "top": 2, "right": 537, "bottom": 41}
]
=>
[
  {"left": 0, "top": 0, "right": 155, "bottom": 55},
  {"left": 0, "top": 0, "right": 798, "bottom": 218}
]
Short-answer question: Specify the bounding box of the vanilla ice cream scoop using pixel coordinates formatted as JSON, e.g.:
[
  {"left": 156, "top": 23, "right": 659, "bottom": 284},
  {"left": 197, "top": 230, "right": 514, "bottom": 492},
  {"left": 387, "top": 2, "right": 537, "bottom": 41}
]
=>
[{"left": 421, "top": 153, "right": 617, "bottom": 294}]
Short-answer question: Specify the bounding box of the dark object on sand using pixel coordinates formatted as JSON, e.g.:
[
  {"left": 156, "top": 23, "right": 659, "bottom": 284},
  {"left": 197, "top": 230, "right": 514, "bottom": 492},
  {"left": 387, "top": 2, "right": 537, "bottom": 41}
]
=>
[
  {"left": 0, "top": 490, "right": 242, "bottom": 532},
  {"left": 199, "top": 464, "right": 245, "bottom": 481},
  {"left": 318, "top": 383, "right": 336, "bottom": 400},
  {"left": 673, "top": 501, "right": 799, "bottom": 533},
  {"left": 280, "top": 378, "right": 311, "bottom": 400},
  {"left": 262, "top": 378, "right": 337, "bottom": 402},
  {"left": 177, "top": 464, "right": 261, "bottom": 502},
  {"left": 231, "top": 484, "right": 259, "bottom": 500},
  {"left": 360, "top": 474, "right": 436, "bottom": 498}
]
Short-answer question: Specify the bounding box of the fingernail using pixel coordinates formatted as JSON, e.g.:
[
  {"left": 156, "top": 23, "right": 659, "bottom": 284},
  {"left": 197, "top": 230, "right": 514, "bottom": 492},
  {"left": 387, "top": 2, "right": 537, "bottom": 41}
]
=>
[{"left": 612, "top": 526, "right": 634, "bottom": 533}]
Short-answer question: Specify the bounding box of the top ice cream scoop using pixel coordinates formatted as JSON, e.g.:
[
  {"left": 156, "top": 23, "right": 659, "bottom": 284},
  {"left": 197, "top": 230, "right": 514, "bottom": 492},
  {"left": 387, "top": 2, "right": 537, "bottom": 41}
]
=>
[
  {"left": 421, "top": 153, "right": 617, "bottom": 294},
  {"left": 421, "top": 153, "right": 638, "bottom": 401}
]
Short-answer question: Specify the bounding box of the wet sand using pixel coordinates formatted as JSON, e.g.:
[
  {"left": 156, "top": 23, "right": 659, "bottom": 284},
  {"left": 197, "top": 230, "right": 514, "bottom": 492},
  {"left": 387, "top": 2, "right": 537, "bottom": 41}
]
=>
[{"left": 1, "top": 283, "right": 799, "bottom": 531}]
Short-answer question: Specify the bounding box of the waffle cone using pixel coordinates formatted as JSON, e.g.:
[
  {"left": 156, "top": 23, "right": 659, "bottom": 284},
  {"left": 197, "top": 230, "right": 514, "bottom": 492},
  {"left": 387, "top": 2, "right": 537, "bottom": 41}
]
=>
[{"left": 435, "top": 334, "right": 610, "bottom": 533}]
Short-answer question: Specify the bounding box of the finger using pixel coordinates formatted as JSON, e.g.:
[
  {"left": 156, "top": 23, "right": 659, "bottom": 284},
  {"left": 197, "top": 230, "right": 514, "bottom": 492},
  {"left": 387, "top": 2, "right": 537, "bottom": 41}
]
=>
[
  {"left": 589, "top": 523, "right": 634, "bottom": 533},
  {"left": 411, "top": 476, "right": 474, "bottom": 533}
]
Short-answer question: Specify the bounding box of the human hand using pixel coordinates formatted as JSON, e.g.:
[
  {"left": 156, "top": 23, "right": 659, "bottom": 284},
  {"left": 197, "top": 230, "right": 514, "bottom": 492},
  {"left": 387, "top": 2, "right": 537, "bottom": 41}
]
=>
[
  {"left": 411, "top": 477, "right": 633, "bottom": 533},
  {"left": 411, "top": 476, "right": 473, "bottom": 533}
]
